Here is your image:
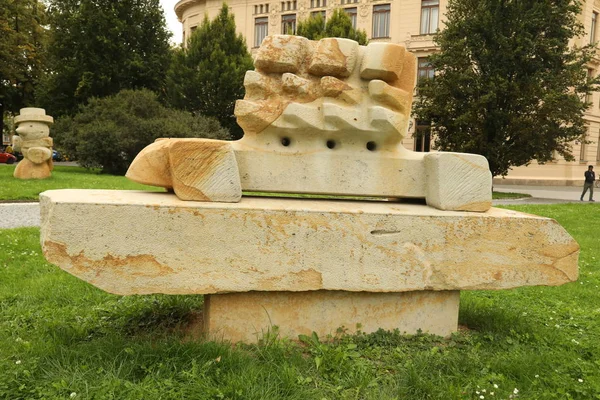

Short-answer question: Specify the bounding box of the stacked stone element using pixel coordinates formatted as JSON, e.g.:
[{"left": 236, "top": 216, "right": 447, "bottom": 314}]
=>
[
  {"left": 13, "top": 108, "right": 54, "bottom": 180},
  {"left": 40, "top": 36, "right": 579, "bottom": 343},
  {"left": 127, "top": 36, "right": 492, "bottom": 212}
]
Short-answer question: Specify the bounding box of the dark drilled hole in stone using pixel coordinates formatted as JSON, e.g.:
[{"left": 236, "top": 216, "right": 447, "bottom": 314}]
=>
[
  {"left": 366, "top": 141, "right": 377, "bottom": 151},
  {"left": 281, "top": 137, "right": 291, "bottom": 147},
  {"left": 326, "top": 140, "right": 336, "bottom": 149}
]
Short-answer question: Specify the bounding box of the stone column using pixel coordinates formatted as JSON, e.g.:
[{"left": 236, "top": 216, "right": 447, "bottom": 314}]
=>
[{"left": 13, "top": 108, "right": 54, "bottom": 180}]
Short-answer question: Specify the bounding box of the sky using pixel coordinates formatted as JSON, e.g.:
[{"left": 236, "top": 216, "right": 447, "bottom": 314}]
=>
[{"left": 160, "top": 0, "right": 182, "bottom": 45}]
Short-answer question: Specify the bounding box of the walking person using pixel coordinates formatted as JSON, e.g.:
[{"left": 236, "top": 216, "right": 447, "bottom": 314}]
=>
[{"left": 580, "top": 165, "right": 596, "bottom": 202}]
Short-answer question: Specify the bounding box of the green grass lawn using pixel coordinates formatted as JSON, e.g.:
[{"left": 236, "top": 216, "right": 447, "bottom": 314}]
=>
[
  {"left": 492, "top": 191, "right": 532, "bottom": 199},
  {"left": 0, "top": 165, "right": 160, "bottom": 201},
  {"left": 1, "top": 203, "right": 598, "bottom": 399}
]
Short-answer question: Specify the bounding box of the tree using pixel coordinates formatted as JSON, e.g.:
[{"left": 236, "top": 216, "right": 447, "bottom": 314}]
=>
[
  {"left": 0, "top": 0, "right": 47, "bottom": 136},
  {"left": 296, "top": 8, "right": 367, "bottom": 45},
  {"left": 39, "top": 0, "right": 171, "bottom": 118},
  {"left": 53, "top": 89, "right": 230, "bottom": 175},
  {"left": 165, "top": 4, "right": 254, "bottom": 140},
  {"left": 412, "top": 0, "right": 598, "bottom": 177}
]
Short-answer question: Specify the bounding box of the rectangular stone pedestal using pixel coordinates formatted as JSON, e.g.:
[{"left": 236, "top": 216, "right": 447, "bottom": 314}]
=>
[{"left": 204, "top": 290, "right": 459, "bottom": 343}]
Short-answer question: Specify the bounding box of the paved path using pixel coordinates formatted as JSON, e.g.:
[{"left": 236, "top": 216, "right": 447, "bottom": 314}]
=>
[
  {"left": 0, "top": 203, "right": 40, "bottom": 229},
  {"left": 0, "top": 184, "right": 593, "bottom": 229},
  {"left": 494, "top": 184, "right": 595, "bottom": 205}
]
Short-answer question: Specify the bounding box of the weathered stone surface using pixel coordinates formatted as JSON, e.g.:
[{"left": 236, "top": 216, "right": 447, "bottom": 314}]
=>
[
  {"left": 13, "top": 108, "right": 54, "bottom": 180},
  {"left": 360, "top": 42, "right": 406, "bottom": 82},
  {"left": 127, "top": 138, "right": 241, "bottom": 202},
  {"left": 14, "top": 159, "right": 53, "bottom": 180},
  {"left": 308, "top": 38, "right": 359, "bottom": 78},
  {"left": 203, "top": 290, "right": 460, "bottom": 343},
  {"left": 40, "top": 190, "right": 579, "bottom": 296},
  {"left": 126, "top": 35, "right": 492, "bottom": 212},
  {"left": 254, "top": 35, "right": 311, "bottom": 73},
  {"left": 425, "top": 153, "right": 493, "bottom": 212}
]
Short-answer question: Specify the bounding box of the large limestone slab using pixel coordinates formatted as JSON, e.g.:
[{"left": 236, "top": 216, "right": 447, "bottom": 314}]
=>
[
  {"left": 204, "top": 290, "right": 460, "bottom": 343},
  {"left": 40, "top": 190, "right": 579, "bottom": 296}
]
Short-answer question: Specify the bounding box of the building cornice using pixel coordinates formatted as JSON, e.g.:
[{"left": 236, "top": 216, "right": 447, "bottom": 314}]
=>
[{"left": 175, "top": 0, "right": 203, "bottom": 21}]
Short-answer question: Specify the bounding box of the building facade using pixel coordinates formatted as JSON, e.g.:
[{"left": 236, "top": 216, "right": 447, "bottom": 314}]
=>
[{"left": 175, "top": 0, "right": 600, "bottom": 184}]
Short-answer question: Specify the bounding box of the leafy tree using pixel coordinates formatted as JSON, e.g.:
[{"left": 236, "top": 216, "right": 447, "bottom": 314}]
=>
[
  {"left": 412, "top": 0, "right": 599, "bottom": 177},
  {"left": 0, "top": 0, "right": 47, "bottom": 135},
  {"left": 165, "top": 4, "right": 253, "bottom": 140},
  {"left": 54, "top": 89, "right": 229, "bottom": 175},
  {"left": 39, "top": 0, "right": 171, "bottom": 118},
  {"left": 297, "top": 8, "right": 367, "bottom": 45}
]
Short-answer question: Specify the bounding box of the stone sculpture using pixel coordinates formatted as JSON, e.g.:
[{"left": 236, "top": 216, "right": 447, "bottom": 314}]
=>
[
  {"left": 13, "top": 108, "right": 54, "bottom": 180},
  {"left": 127, "top": 36, "right": 492, "bottom": 212},
  {"left": 40, "top": 36, "right": 579, "bottom": 343}
]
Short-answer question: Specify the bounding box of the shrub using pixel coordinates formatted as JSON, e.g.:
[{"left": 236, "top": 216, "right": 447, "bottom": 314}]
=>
[{"left": 53, "top": 89, "right": 230, "bottom": 175}]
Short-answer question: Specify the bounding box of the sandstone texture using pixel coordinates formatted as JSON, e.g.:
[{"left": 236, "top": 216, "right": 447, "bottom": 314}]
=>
[
  {"left": 13, "top": 108, "right": 54, "bottom": 180},
  {"left": 204, "top": 290, "right": 460, "bottom": 343},
  {"left": 40, "top": 190, "right": 579, "bottom": 296},
  {"left": 126, "top": 35, "right": 492, "bottom": 212},
  {"left": 127, "top": 138, "right": 241, "bottom": 202}
]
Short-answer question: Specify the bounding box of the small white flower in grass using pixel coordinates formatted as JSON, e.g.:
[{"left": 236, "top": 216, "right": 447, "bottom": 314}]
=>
[
  {"left": 572, "top": 339, "right": 580, "bottom": 345},
  {"left": 513, "top": 388, "right": 519, "bottom": 394},
  {"left": 476, "top": 391, "right": 480, "bottom": 394},
  {"left": 555, "top": 324, "right": 560, "bottom": 328},
  {"left": 493, "top": 384, "right": 499, "bottom": 389},
  {"left": 70, "top": 393, "right": 77, "bottom": 398},
  {"left": 482, "top": 389, "right": 486, "bottom": 393},
  {"left": 480, "top": 396, "right": 484, "bottom": 399},
  {"left": 15, "top": 360, "right": 21, "bottom": 365},
  {"left": 535, "top": 375, "right": 539, "bottom": 378},
  {"left": 490, "top": 392, "right": 494, "bottom": 396},
  {"left": 578, "top": 379, "right": 583, "bottom": 383}
]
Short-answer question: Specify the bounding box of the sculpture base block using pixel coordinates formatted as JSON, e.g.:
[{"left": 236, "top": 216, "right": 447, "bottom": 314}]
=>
[{"left": 204, "top": 290, "right": 459, "bottom": 343}]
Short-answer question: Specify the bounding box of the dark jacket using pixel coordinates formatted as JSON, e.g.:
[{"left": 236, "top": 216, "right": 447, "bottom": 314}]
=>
[{"left": 585, "top": 170, "right": 596, "bottom": 183}]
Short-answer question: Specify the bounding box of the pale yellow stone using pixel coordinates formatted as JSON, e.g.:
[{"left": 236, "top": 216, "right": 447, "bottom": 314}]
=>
[
  {"left": 40, "top": 190, "right": 579, "bottom": 296},
  {"left": 14, "top": 159, "right": 53, "bottom": 180},
  {"left": 127, "top": 139, "right": 241, "bottom": 202},
  {"left": 360, "top": 43, "right": 406, "bottom": 82},
  {"left": 425, "top": 153, "right": 493, "bottom": 211},
  {"left": 126, "top": 36, "right": 490, "bottom": 211},
  {"left": 19, "top": 137, "right": 53, "bottom": 149},
  {"left": 203, "top": 290, "right": 460, "bottom": 343},
  {"left": 27, "top": 147, "right": 52, "bottom": 164},
  {"left": 308, "top": 38, "right": 359, "bottom": 78},
  {"left": 13, "top": 108, "right": 54, "bottom": 180},
  {"left": 254, "top": 35, "right": 311, "bottom": 73}
]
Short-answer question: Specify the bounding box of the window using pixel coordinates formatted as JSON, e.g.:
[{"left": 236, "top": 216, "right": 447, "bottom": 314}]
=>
[
  {"left": 372, "top": 4, "right": 390, "bottom": 38},
  {"left": 592, "top": 12, "right": 598, "bottom": 44},
  {"left": 341, "top": 0, "right": 357, "bottom": 4},
  {"left": 587, "top": 69, "right": 594, "bottom": 105},
  {"left": 190, "top": 25, "right": 197, "bottom": 36},
  {"left": 255, "top": 17, "right": 268, "bottom": 47},
  {"left": 417, "top": 57, "right": 435, "bottom": 83},
  {"left": 345, "top": 7, "right": 357, "bottom": 29},
  {"left": 310, "top": 0, "right": 326, "bottom": 8},
  {"left": 580, "top": 132, "right": 588, "bottom": 162},
  {"left": 255, "top": 3, "right": 269, "bottom": 14},
  {"left": 282, "top": 14, "right": 296, "bottom": 34},
  {"left": 420, "top": 0, "right": 439, "bottom": 35},
  {"left": 311, "top": 10, "right": 326, "bottom": 26},
  {"left": 414, "top": 121, "right": 431, "bottom": 152},
  {"left": 283, "top": 1, "right": 297, "bottom": 10}
]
